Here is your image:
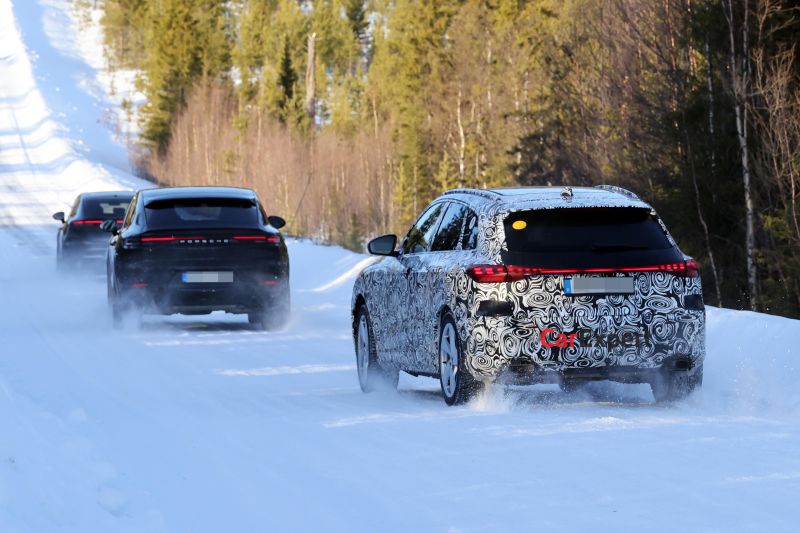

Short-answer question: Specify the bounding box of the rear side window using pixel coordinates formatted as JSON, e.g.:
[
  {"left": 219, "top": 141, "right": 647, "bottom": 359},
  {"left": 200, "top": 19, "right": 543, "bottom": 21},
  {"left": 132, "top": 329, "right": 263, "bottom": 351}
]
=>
[
  {"left": 431, "top": 203, "right": 467, "bottom": 251},
  {"left": 82, "top": 197, "right": 131, "bottom": 220},
  {"left": 144, "top": 198, "right": 260, "bottom": 229},
  {"left": 503, "top": 207, "right": 681, "bottom": 267},
  {"left": 122, "top": 195, "right": 138, "bottom": 229},
  {"left": 403, "top": 203, "right": 446, "bottom": 254},
  {"left": 461, "top": 209, "right": 478, "bottom": 250},
  {"left": 69, "top": 197, "right": 80, "bottom": 218}
]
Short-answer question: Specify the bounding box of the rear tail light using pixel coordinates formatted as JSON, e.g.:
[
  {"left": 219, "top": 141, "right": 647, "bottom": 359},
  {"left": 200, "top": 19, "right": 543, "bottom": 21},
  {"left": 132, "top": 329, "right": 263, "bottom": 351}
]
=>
[
  {"left": 71, "top": 219, "right": 103, "bottom": 225},
  {"left": 682, "top": 259, "right": 701, "bottom": 277},
  {"left": 466, "top": 265, "right": 526, "bottom": 283},
  {"left": 467, "top": 260, "right": 701, "bottom": 283},
  {"left": 130, "top": 234, "right": 280, "bottom": 246},
  {"left": 141, "top": 236, "right": 177, "bottom": 243},
  {"left": 233, "top": 235, "right": 280, "bottom": 243}
]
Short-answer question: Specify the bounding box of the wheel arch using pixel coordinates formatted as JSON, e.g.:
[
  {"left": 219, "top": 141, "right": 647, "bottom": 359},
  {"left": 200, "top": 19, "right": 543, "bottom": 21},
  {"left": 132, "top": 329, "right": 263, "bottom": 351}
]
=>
[
  {"left": 437, "top": 304, "right": 455, "bottom": 327},
  {"left": 352, "top": 294, "right": 367, "bottom": 338}
]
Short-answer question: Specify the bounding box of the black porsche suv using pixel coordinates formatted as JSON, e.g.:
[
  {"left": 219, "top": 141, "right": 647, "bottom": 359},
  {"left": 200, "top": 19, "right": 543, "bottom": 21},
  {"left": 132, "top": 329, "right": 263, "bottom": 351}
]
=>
[
  {"left": 53, "top": 191, "right": 134, "bottom": 272},
  {"left": 104, "top": 187, "right": 290, "bottom": 329}
]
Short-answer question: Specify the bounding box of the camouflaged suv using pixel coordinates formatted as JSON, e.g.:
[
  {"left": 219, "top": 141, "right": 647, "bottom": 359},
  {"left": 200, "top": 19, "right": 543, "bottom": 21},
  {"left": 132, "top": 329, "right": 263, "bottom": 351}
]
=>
[{"left": 352, "top": 186, "right": 705, "bottom": 405}]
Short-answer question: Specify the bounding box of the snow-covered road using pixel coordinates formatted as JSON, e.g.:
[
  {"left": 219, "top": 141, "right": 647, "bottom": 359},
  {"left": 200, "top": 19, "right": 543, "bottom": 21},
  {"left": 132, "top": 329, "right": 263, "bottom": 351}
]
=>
[{"left": 2, "top": 1, "right": 800, "bottom": 531}]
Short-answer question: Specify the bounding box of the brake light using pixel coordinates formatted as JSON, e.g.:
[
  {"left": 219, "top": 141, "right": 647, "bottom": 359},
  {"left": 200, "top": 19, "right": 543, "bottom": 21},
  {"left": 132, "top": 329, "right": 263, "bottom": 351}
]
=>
[
  {"left": 682, "top": 259, "right": 701, "bottom": 277},
  {"left": 141, "top": 236, "right": 177, "bottom": 243},
  {"left": 71, "top": 219, "right": 103, "bottom": 225},
  {"left": 466, "top": 265, "right": 518, "bottom": 283},
  {"left": 233, "top": 235, "right": 280, "bottom": 243},
  {"left": 130, "top": 283, "right": 147, "bottom": 288},
  {"left": 467, "top": 260, "right": 701, "bottom": 283}
]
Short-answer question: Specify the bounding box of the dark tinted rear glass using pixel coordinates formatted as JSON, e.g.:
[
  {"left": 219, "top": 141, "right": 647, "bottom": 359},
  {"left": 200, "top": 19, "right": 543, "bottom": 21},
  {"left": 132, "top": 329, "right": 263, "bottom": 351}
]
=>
[
  {"left": 462, "top": 209, "right": 478, "bottom": 250},
  {"left": 144, "top": 198, "right": 260, "bottom": 229},
  {"left": 503, "top": 207, "right": 682, "bottom": 268},
  {"left": 81, "top": 197, "right": 132, "bottom": 220}
]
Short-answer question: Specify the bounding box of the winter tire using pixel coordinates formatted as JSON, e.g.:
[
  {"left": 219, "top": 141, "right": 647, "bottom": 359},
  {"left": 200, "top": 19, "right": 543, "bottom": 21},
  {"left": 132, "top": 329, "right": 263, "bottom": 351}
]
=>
[
  {"left": 439, "top": 312, "right": 482, "bottom": 405},
  {"left": 651, "top": 365, "right": 703, "bottom": 403},
  {"left": 355, "top": 306, "right": 398, "bottom": 393}
]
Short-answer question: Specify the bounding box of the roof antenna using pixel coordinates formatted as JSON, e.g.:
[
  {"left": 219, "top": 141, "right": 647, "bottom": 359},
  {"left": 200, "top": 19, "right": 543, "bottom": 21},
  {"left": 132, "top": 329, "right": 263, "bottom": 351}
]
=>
[{"left": 561, "top": 186, "right": 573, "bottom": 201}]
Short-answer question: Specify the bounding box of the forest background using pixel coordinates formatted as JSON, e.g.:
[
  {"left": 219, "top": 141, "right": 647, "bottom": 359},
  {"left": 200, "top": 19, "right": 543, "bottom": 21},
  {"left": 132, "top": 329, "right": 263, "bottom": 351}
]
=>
[{"left": 87, "top": 0, "right": 800, "bottom": 317}]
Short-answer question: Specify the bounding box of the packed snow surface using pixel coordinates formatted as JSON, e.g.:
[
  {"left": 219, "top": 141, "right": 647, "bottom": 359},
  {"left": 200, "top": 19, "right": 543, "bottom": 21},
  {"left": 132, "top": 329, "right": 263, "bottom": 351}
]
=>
[{"left": 1, "top": 0, "right": 799, "bottom": 531}]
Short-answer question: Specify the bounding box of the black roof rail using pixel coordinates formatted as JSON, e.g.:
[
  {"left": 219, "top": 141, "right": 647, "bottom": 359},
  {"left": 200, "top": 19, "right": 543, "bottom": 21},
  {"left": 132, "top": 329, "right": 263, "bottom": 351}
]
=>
[
  {"left": 594, "top": 184, "right": 641, "bottom": 200},
  {"left": 441, "top": 188, "right": 501, "bottom": 201}
]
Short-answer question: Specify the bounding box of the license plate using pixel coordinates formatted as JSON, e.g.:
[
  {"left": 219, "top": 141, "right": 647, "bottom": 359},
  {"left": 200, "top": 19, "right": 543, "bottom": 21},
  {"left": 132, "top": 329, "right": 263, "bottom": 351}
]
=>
[
  {"left": 182, "top": 271, "right": 234, "bottom": 283},
  {"left": 565, "top": 276, "right": 634, "bottom": 295}
]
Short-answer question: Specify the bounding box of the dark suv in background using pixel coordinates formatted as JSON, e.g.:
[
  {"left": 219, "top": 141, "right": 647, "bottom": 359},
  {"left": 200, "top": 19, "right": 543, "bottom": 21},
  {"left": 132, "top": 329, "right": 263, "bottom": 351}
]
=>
[
  {"left": 352, "top": 186, "right": 705, "bottom": 405},
  {"left": 53, "top": 191, "right": 134, "bottom": 272},
  {"left": 104, "top": 187, "right": 290, "bottom": 330}
]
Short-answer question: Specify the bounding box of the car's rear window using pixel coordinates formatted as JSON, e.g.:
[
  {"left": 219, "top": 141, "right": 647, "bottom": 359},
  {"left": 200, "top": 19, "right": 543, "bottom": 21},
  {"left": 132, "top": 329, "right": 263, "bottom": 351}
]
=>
[
  {"left": 144, "top": 198, "right": 260, "bottom": 229},
  {"left": 502, "top": 207, "right": 682, "bottom": 268},
  {"left": 82, "top": 197, "right": 131, "bottom": 220}
]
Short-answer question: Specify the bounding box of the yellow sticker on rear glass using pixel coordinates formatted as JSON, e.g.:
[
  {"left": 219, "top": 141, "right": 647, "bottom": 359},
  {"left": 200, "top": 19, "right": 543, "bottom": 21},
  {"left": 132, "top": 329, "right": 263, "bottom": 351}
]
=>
[{"left": 512, "top": 220, "right": 527, "bottom": 230}]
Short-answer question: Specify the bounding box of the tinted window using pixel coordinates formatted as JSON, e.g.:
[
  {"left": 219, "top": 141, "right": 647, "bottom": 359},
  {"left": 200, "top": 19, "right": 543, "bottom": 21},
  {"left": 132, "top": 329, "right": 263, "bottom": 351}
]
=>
[
  {"left": 502, "top": 207, "right": 682, "bottom": 268},
  {"left": 144, "top": 197, "right": 260, "bottom": 229},
  {"left": 403, "top": 203, "right": 446, "bottom": 254},
  {"left": 122, "top": 194, "right": 138, "bottom": 229},
  {"left": 461, "top": 209, "right": 478, "bottom": 250},
  {"left": 69, "top": 197, "right": 80, "bottom": 218},
  {"left": 82, "top": 197, "right": 132, "bottom": 220},
  {"left": 431, "top": 203, "right": 467, "bottom": 252}
]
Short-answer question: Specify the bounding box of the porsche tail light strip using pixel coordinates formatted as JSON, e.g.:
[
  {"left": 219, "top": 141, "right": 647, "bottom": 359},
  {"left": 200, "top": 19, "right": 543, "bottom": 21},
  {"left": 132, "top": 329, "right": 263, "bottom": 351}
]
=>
[
  {"left": 141, "top": 236, "right": 177, "bottom": 243},
  {"left": 138, "top": 235, "right": 279, "bottom": 243},
  {"left": 233, "top": 235, "right": 280, "bottom": 243},
  {"left": 466, "top": 260, "right": 700, "bottom": 283},
  {"left": 71, "top": 219, "right": 103, "bottom": 225}
]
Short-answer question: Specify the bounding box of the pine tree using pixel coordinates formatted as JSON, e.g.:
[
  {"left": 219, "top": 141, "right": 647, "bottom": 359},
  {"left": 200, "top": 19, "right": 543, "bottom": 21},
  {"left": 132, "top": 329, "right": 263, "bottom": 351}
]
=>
[
  {"left": 138, "top": 0, "right": 231, "bottom": 151},
  {"left": 276, "top": 37, "right": 297, "bottom": 121}
]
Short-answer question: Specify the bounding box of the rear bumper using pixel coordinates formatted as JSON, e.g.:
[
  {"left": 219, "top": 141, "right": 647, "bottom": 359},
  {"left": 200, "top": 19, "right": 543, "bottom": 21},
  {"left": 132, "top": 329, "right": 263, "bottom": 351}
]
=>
[
  {"left": 462, "top": 312, "right": 705, "bottom": 383},
  {"left": 62, "top": 240, "right": 108, "bottom": 263},
  {"left": 124, "top": 280, "right": 288, "bottom": 314},
  {"left": 498, "top": 353, "right": 702, "bottom": 385},
  {"left": 116, "top": 263, "right": 289, "bottom": 314}
]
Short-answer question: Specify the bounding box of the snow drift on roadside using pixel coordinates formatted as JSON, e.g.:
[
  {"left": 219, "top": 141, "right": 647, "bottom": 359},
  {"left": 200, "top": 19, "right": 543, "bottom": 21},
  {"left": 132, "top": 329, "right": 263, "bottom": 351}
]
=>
[{"left": 704, "top": 307, "right": 800, "bottom": 414}]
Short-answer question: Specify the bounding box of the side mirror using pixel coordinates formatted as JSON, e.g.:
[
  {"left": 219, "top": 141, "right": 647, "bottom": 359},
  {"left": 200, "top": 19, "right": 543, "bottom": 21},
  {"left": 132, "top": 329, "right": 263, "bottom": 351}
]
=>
[
  {"left": 367, "top": 234, "right": 398, "bottom": 256},
  {"left": 100, "top": 220, "right": 118, "bottom": 234},
  {"left": 53, "top": 212, "right": 65, "bottom": 223},
  {"left": 268, "top": 215, "right": 286, "bottom": 229}
]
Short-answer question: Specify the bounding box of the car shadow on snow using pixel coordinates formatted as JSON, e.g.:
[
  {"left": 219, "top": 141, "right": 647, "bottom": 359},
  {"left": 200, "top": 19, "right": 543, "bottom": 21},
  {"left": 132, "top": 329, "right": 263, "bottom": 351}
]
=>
[
  {"left": 397, "top": 380, "right": 656, "bottom": 410},
  {"left": 137, "top": 315, "right": 256, "bottom": 333},
  {"left": 504, "top": 383, "right": 655, "bottom": 409}
]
